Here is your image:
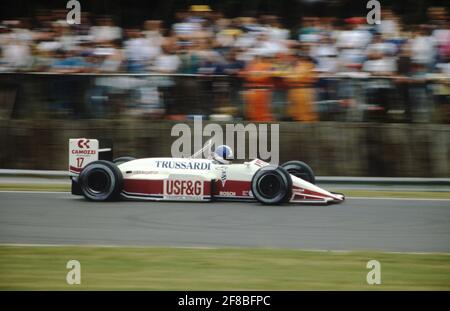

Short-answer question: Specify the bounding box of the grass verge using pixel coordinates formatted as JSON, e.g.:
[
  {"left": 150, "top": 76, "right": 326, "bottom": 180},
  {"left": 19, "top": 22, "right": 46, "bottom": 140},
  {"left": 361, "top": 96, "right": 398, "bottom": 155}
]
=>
[
  {"left": 0, "top": 245, "right": 449, "bottom": 290},
  {"left": 0, "top": 183, "right": 69, "bottom": 192}
]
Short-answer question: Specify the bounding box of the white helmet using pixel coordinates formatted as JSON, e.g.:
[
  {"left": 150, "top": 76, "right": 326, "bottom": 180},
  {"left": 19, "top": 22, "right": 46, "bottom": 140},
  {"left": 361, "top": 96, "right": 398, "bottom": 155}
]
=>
[{"left": 213, "top": 145, "right": 233, "bottom": 164}]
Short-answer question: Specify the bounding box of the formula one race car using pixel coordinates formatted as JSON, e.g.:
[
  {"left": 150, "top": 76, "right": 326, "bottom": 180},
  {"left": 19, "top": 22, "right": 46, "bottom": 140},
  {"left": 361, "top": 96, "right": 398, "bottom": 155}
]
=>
[{"left": 69, "top": 138, "right": 344, "bottom": 205}]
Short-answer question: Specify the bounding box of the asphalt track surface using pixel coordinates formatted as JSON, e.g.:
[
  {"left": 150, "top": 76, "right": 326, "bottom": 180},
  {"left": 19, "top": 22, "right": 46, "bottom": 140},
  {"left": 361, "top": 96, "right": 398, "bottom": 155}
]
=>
[{"left": 1, "top": 192, "right": 449, "bottom": 252}]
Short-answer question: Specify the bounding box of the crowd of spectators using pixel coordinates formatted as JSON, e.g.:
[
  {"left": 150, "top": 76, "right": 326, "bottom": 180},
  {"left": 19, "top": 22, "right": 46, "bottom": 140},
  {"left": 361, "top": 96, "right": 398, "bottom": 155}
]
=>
[{"left": 1, "top": 5, "right": 449, "bottom": 122}]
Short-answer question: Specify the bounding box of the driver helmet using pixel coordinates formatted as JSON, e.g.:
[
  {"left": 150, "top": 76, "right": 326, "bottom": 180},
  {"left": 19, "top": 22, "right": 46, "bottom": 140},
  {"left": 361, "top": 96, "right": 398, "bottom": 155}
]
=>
[{"left": 213, "top": 145, "right": 233, "bottom": 164}]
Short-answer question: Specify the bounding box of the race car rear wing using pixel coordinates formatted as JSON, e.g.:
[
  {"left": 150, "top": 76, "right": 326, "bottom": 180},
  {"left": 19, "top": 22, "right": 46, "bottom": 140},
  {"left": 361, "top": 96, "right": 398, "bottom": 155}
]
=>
[{"left": 69, "top": 138, "right": 113, "bottom": 175}]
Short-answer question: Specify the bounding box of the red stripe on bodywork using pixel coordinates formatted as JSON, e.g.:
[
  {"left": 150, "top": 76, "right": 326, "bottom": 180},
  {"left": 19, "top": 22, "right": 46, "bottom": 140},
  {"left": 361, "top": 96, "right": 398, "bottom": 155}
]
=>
[
  {"left": 69, "top": 165, "right": 82, "bottom": 173},
  {"left": 214, "top": 180, "right": 251, "bottom": 196},
  {"left": 123, "top": 178, "right": 250, "bottom": 197},
  {"left": 124, "top": 179, "right": 164, "bottom": 195},
  {"left": 293, "top": 186, "right": 338, "bottom": 199},
  {"left": 292, "top": 194, "right": 325, "bottom": 201}
]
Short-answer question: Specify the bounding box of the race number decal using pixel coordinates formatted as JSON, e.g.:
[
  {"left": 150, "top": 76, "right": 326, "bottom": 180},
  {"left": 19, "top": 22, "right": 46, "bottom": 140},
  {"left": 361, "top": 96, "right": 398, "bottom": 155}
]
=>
[{"left": 76, "top": 157, "right": 84, "bottom": 168}]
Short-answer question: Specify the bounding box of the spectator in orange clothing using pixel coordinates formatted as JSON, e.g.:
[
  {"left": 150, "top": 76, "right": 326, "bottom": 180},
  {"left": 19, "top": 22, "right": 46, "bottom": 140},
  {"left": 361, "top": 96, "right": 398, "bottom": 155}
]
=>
[
  {"left": 285, "top": 52, "right": 318, "bottom": 122},
  {"left": 241, "top": 53, "right": 274, "bottom": 121}
]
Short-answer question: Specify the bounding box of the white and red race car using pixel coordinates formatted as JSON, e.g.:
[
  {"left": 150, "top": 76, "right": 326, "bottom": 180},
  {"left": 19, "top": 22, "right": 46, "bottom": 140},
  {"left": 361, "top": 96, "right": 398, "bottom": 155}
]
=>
[{"left": 69, "top": 138, "right": 345, "bottom": 205}]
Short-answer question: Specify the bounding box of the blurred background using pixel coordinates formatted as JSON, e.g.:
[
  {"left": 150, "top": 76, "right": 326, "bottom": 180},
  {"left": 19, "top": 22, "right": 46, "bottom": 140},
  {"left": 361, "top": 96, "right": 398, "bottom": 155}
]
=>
[{"left": 0, "top": 0, "right": 449, "bottom": 176}]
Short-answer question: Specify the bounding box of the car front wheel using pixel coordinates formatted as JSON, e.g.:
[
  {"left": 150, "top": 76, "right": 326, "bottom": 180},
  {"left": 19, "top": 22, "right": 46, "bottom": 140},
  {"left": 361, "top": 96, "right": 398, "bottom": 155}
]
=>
[{"left": 251, "top": 166, "right": 292, "bottom": 205}]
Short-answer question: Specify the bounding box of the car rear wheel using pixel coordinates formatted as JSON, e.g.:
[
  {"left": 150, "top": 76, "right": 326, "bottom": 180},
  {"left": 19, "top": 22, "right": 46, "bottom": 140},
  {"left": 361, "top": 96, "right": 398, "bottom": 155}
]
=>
[
  {"left": 281, "top": 160, "right": 315, "bottom": 184},
  {"left": 251, "top": 166, "right": 292, "bottom": 205},
  {"left": 79, "top": 160, "right": 123, "bottom": 201},
  {"left": 113, "top": 156, "right": 136, "bottom": 165}
]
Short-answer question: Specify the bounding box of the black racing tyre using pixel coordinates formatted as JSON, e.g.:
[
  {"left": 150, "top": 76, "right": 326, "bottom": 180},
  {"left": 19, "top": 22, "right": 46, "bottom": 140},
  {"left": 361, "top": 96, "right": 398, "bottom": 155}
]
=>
[
  {"left": 281, "top": 160, "right": 315, "bottom": 184},
  {"left": 79, "top": 160, "right": 123, "bottom": 201},
  {"left": 251, "top": 165, "right": 292, "bottom": 205},
  {"left": 113, "top": 156, "right": 136, "bottom": 165}
]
